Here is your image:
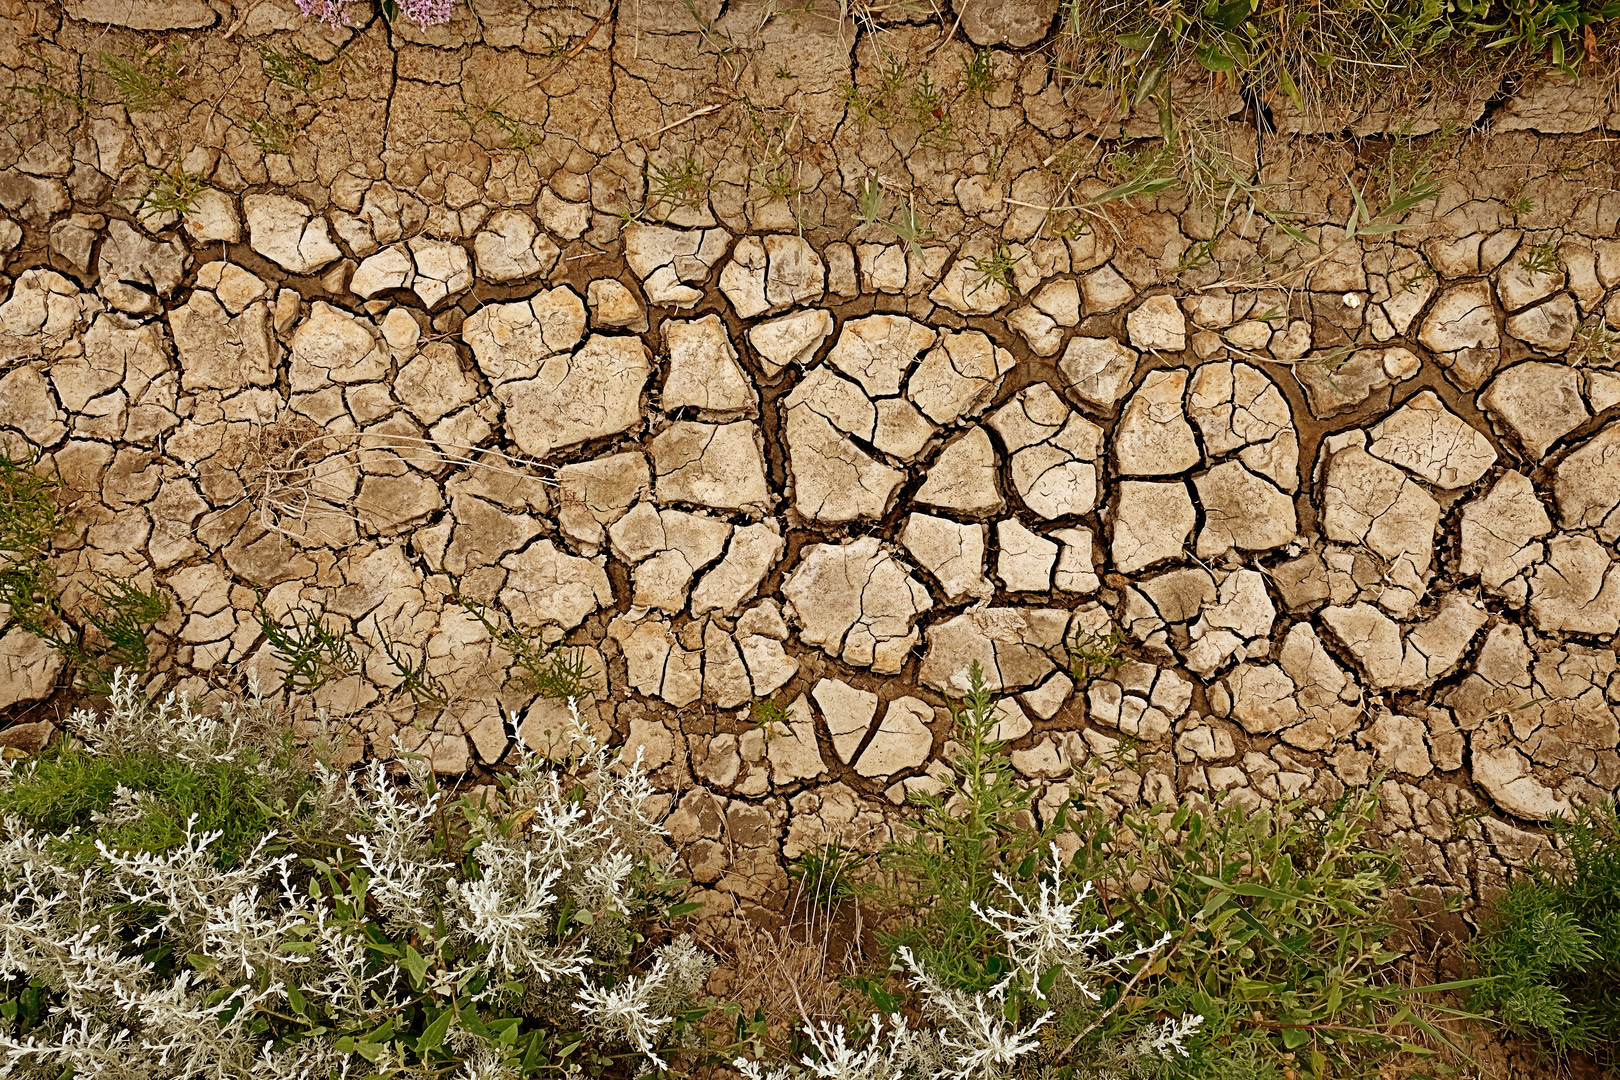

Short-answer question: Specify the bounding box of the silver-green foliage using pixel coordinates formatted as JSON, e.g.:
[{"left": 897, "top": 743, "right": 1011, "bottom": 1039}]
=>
[{"left": 0, "top": 678, "right": 708, "bottom": 1078}]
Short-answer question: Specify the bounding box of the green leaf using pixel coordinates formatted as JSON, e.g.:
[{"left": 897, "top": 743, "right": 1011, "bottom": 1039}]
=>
[
  {"left": 1193, "top": 873, "right": 1300, "bottom": 903},
  {"left": 1281, "top": 1025, "right": 1311, "bottom": 1049},
  {"left": 1212, "top": 0, "right": 1251, "bottom": 30},
  {"left": 1134, "top": 63, "right": 1166, "bottom": 107},
  {"left": 287, "top": 985, "right": 308, "bottom": 1017},
  {"left": 1195, "top": 44, "right": 1236, "bottom": 72},
  {"left": 417, "top": 1009, "right": 453, "bottom": 1057},
  {"left": 1356, "top": 221, "right": 1418, "bottom": 235},
  {"left": 1276, "top": 67, "right": 1303, "bottom": 113},
  {"left": 457, "top": 1002, "right": 493, "bottom": 1040},
  {"left": 667, "top": 901, "right": 703, "bottom": 917},
  {"left": 402, "top": 944, "right": 429, "bottom": 989},
  {"left": 1116, "top": 31, "right": 1158, "bottom": 51}
]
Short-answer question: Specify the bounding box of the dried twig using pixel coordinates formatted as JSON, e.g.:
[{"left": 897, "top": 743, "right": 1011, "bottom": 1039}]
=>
[{"left": 524, "top": 0, "right": 618, "bottom": 90}]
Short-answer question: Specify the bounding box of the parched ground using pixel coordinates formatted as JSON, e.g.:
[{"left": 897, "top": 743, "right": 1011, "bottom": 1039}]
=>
[{"left": 3, "top": 0, "right": 1620, "bottom": 945}]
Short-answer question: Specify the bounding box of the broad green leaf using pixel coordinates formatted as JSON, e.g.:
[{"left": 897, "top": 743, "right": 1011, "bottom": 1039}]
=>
[
  {"left": 1196, "top": 44, "right": 1237, "bottom": 72},
  {"left": 1277, "top": 66, "right": 1304, "bottom": 113},
  {"left": 417, "top": 1009, "right": 453, "bottom": 1057},
  {"left": 402, "top": 944, "right": 429, "bottom": 989}
]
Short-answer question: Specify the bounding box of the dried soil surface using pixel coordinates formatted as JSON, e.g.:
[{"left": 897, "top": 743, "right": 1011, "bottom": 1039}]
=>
[{"left": 3, "top": 2, "right": 1620, "bottom": 1061}]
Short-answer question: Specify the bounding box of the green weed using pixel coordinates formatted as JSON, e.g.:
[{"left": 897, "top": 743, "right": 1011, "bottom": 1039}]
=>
[
  {"left": 790, "top": 843, "right": 862, "bottom": 912},
  {"left": 748, "top": 694, "right": 789, "bottom": 744},
  {"left": 1053, "top": 0, "right": 1611, "bottom": 124},
  {"left": 0, "top": 450, "right": 166, "bottom": 694},
  {"left": 449, "top": 581, "right": 596, "bottom": 699},
  {"left": 878, "top": 662, "right": 1058, "bottom": 991},
  {"left": 77, "top": 581, "right": 168, "bottom": 691},
  {"left": 528, "top": 647, "right": 598, "bottom": 701},
  {"left": 239, "top": 114, "right": 295, "bottom": 156},
  {"left": 881, "top": 200, "right": 932, "bottom": 261},
  {"left": 373, "top": 621, "right": 449, "bottom": 710},
  {"left": 840, "top": 53, "right": 908, "bottom": 128},
  {"left": 1066, "top": 626, "right": 1127, "bottom": 684},
  {"left": 0, "top": 449, "right": 63, "bottom": 563},
  {"left": 965, "top": 240, "right": 1023, "bottom": 296},
  {"left": 1071, "top": 786, "right": 1477, "bottom": 1076},
  {"left": 257, "top": 42, "right": 324, "bottom": 93},
  {"left": 962, "top": 47, "right": 996, "bottom": 96},
  {"left": 1468, "top": 799, "right": 1620, "bottom": 1056},
  {"left": 907, "top": 69, "right": 951, "bottom": 146},
  {"left": 255, "top": 603, "right": 357, "bottom": 691},
  {"left": 1570, "top": 316, "right": 1620, "bottom": 365},
  {"left": 1518, "top": 238, "right": 1561, "bottom": 277},
  {"left": 0, "top": 571, "right": 167, "bottom": 696},
  {"left": 439, "top": 90, "right": 539, "bottom": 150},
  {"left": 97, "top": 47, "right": 185, "bottom": 112},
  {"left": 132, "top": 163, "right": 208, "bottom": 222},
  {"left": 0, "top": 738, "right": 313, "bottom": 868},
  {"left": 5, "top": 80, "right": 89, "bottom": 116},
  {"left": 855, "top": 173, "right": 884, "bottom": 227},
  {"left": 537, "top": 28, "right": 569, "bottom": 58},
  {"left": 646, "top": 153, "right": 712, "bottom": 217},
  {"left": 1399, "top": 263, "right": 1437, "bottom": 293}
]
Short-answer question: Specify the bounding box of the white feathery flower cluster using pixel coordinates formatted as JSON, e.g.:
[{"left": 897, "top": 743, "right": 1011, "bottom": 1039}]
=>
[
  {"left": 0, "top": 817, "right": 309, "bottom": 1079},
  {"left": 895, "top": 948, "right": 1050, "bottom": 1080}
]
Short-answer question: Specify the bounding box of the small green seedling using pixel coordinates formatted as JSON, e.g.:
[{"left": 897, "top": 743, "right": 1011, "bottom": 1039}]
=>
[
  {"left": 98, "top": 47, "right": 185, "bottom": 112},
  {"left": 257, "top": 43, "right": 324, "bottom": 93},
  {"left": 240, "top": 115, "right": 295, "bottom": 156},
  {"left": 646, "top": 153, "right": 712, "bottom": 216},
  {"left": 748, "top": 694, "right": 790, "bottom": 744},
  {"left": 450, "top": 579, "right": 596, "bottom": 699},
  {"left": 529, "top": 647, "right": 598, "bottom": 701},
  {"left": 1518, "top": 239, "right": 1560, "bottom": 277},
  {"left": 881, "top": 200, "right": 933, "bottom": 262},
  {"left": 374, "top": 622, "right": 448, "bottom": 710},
  {"left": 1066, "top": 627, "right": 1126, "bottom": 684},
  {"left": 966, "top": 241, "right": 1022, "bottom": 296},
  {"left": 132, "top": 164, "right": 207, "bottom": 222},
  {"left": 963, "top": 47, "right": 995, "bottom": 96},
  {"left": 789, "top": 842, "right": 862, "bottom": 912}
]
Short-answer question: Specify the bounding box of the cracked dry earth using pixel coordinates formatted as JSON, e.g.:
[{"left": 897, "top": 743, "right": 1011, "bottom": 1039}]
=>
[{"left": 4, "top": 0, "right": 1620, "bottom": 940}]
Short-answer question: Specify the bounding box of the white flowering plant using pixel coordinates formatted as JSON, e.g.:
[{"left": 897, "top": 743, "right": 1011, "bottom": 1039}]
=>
[{"left": 0, "top": 673, "right": 716, "bottom": 1079}]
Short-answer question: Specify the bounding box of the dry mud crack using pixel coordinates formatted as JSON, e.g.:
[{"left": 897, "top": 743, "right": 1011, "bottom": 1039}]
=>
[{"left": 3, "top": 0, "right": 1620, "bottom": 966}]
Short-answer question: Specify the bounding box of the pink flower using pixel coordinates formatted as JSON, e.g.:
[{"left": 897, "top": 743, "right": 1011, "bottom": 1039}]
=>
[
  {"left": 294, "top": 0, "right": 356, "bottom": 27},
  {"left": 294, "top": 0, "right": 456, "bottom": 29},
  {"left": 397, "top": 0, "right": 455, "bottom": 26}
]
